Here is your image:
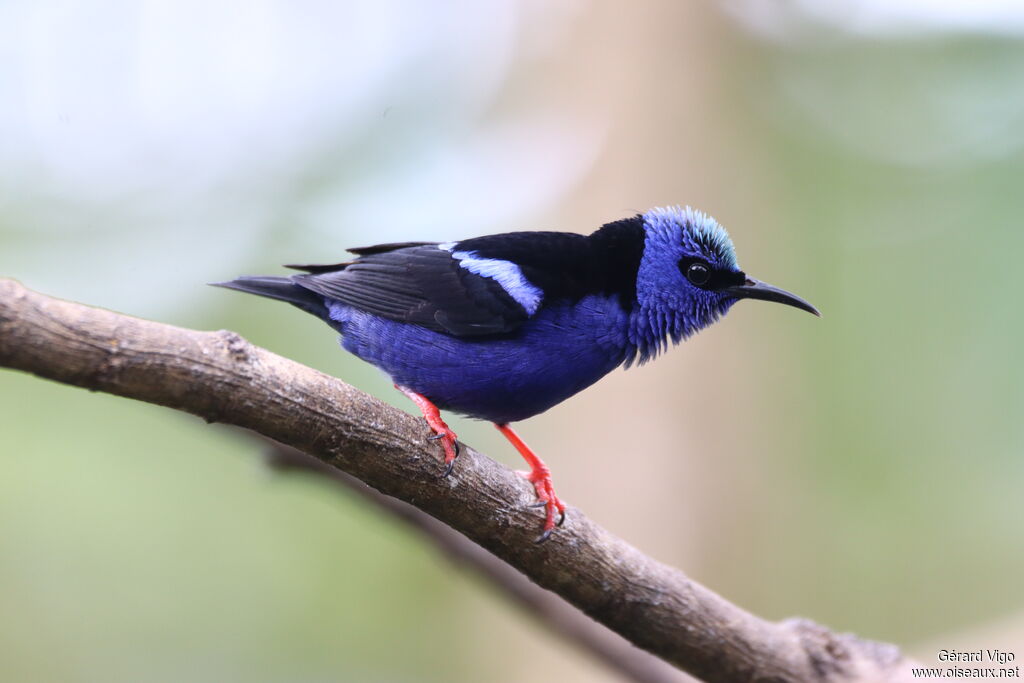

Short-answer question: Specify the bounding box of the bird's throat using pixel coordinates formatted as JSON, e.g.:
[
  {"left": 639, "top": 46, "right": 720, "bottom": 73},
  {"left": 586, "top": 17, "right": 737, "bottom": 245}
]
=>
[{"left": 626, "top": 301, "right": 726, "bottom": 366}]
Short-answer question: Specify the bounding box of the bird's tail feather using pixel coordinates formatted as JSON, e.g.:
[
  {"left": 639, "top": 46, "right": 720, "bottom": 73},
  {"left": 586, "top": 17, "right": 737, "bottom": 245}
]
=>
[{"left": 210, "top": 276, "right": 330, "bottom": 319}]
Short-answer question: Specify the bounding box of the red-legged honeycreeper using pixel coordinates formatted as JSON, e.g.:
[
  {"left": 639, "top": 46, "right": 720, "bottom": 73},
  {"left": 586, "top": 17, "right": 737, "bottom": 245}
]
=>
[{"left": 213, "top": 206, "right": 819, "bottom": 542}]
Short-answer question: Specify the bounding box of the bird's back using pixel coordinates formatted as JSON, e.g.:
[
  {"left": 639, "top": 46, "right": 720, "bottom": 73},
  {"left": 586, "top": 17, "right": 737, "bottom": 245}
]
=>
[
  {"left": 284, "top": 215, "right": 647, "bottom": 336},
  {"left": 214, "top": 216, "right": 651, "bottom": 421}
]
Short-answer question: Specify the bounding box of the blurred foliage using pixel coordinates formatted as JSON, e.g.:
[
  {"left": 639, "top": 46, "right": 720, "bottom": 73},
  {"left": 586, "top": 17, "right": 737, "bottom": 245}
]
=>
[{"left": 719, "top": 32, "right": 1024, "bottom": 641}]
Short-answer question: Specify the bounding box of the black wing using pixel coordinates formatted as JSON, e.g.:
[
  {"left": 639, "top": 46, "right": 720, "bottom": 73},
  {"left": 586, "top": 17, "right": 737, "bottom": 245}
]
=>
[
  {"left": 453, "top": 217, "right": 646, "bottom": 306},
  {"left": 290, "top": 244, "right": 534, "bottom": 337},
  {"left": 286, "top": 217, "right": 647, "bottom": 336}
]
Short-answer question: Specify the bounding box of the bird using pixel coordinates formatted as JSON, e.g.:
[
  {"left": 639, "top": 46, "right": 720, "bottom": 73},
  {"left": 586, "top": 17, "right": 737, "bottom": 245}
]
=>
[{"left": 213, "top": 205, "right": 818, "bottom": 542}]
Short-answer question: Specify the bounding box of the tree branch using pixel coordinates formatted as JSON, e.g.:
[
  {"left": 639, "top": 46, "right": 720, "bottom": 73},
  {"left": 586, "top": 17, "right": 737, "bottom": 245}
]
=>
[
  {"left": 263, "top": 442, "right": 690, "bottom": 683},
  {"left": 0, "top": 279, "right": 937, "bottom": 683}
]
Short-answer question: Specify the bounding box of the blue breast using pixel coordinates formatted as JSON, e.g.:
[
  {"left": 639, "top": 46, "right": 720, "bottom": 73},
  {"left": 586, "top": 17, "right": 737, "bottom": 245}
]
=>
[{"left": 327, "top": 295, "right": 632, "bottom": 424}]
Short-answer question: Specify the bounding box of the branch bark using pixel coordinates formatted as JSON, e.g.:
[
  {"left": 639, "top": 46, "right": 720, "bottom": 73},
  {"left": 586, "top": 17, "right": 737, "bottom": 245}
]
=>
[
  {"left": 263, "top": 442, "right": 690, "bottom": 683},
  {"left": 0, "top": 279, "right": 938, "bottom": 683}
]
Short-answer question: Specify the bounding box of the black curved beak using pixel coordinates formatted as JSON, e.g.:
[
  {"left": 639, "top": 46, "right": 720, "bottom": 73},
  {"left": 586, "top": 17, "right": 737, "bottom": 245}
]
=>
[{"left": 724, "top": 278, "right": 820, "bottom": 317}]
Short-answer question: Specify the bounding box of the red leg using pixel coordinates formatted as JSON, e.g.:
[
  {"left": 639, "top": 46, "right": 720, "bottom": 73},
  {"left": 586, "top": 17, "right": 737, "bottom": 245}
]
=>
[
  {"left": 396, "top": 385, "right": 460, "bottom": 477},
  {"left": 494, "top": 423, "right": 566, "bottom": 543}
]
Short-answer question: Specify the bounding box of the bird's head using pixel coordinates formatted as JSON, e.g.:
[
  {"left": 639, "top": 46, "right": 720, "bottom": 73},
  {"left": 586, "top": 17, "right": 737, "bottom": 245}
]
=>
[{"left": 634, "top": 206, "right": 818, "bottom": 344}]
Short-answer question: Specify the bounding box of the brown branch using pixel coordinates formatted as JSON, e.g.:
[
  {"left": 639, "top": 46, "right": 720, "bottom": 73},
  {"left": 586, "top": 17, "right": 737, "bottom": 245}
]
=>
[
  {"left": 0, "top": 279, "right": 940, "bottom": 683},
  {"left": 263, "top": 442, "right": 691, "bottom": 683}
]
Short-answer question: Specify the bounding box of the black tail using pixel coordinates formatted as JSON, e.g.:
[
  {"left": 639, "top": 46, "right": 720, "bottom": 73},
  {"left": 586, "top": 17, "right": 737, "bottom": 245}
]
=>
[{"left": 210, "top": 276, "right": 330, "bottom": 320}]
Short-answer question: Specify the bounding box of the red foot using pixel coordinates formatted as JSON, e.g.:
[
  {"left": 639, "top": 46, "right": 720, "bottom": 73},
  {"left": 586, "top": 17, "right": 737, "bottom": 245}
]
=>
[
  {"left": 396, "top": 385, "right": 459, "bottom": 477},
  {"left": 494, "top": 423, "right": 566, "bottom": 543}
]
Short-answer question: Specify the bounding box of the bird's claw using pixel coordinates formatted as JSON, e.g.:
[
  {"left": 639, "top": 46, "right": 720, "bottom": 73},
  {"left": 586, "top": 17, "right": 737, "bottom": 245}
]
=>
[
  {"left": 395, "top": 386, "right": 460, "bottom": 478},
  {"left": 531, "top": 505, "right": 566, "bottom": 543},
  {"left": 497, "top": 424, "right": 564, "bottom": 543},
  {"left": 517, "top": 468, "right": 566, "bottom": 541},
  {"left": 441, "top": 449, "right": 458, "bottom": 479},
  {"left": 430, "top": 431, "right": 458, "bottom": 478},
  {"left": 413, "top": 419, "right": 457, "bottom": 477},
  {"left": 428, "top": 431, "right": 460, "bottom": 477}
]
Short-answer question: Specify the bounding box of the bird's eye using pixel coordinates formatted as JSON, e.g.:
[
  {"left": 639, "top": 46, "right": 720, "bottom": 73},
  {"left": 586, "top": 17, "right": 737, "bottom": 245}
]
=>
[{"left": 686, "top": 262, "right": 711, "bottom": 286}]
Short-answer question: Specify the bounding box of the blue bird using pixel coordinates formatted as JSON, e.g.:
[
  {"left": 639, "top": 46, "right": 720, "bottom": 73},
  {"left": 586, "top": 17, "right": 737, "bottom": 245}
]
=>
[{"left": 214, "top": 206, "right": 818, "bottom": 541}]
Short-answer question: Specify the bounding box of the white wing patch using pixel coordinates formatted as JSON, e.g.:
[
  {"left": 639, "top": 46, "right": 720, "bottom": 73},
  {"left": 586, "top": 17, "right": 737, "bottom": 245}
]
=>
[{"left": 443, "top": 246, "right": 543, "bottom": 315}]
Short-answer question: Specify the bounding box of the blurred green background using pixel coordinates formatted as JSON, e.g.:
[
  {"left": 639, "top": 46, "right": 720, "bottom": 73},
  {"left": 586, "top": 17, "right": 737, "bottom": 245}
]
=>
[{"left": 2, "top": 2, "right": 1023, "bottom": 681}]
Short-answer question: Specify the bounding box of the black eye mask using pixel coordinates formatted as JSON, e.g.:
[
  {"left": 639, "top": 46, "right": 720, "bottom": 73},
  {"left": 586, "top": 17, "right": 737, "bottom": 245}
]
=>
[{"left": 678, "top": 257, "right": 746, "bottom": 290}]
